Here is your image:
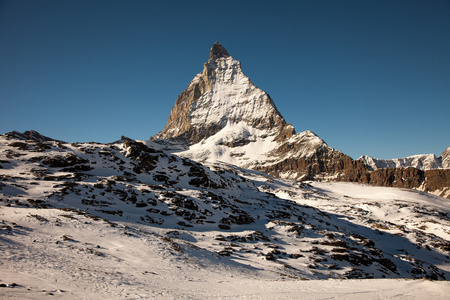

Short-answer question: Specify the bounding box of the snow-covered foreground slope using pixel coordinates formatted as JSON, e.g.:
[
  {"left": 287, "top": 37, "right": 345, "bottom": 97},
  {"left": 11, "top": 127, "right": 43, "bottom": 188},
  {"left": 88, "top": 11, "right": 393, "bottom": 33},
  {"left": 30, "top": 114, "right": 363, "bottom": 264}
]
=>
[
  {"left": 1, "top": 133, "right": 450, "bottom": 298},
  {"left": 1, "top": 205, "right": 449, "bottom": 299}
]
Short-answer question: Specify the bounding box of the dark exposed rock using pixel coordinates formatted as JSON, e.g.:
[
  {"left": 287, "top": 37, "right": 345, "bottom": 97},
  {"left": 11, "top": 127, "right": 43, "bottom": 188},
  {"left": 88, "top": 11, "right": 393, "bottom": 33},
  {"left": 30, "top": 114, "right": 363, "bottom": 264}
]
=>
[
  {"left": 349, "top": 167, "right": 450, "bottom": 199},
  {"left": 209, "top": 41, "right": 230, "bottom": 60},
  {"left": 331, "top": 253, "right": 372, "bottom": 266},
  {"left": 367, "top": 167, "right": 424, "bottom": 189},
  {"left": 7, "top": 142, "right": 30, "bottom": 150},
  {"left": 42, "top": 154, "right": 89, "bottom": 168},
  {"left": 221, "top": 212, "right": 255, "bottom": 225},
  {"left": 256, "top": 147, "right": 369, "bottom": 182},
  {"left": 424, "top": 169, "right": 450, "bottom": 192},
  {"left": 3, "top": 130, "right": 58, "bottom": 142},
  {"left": 218, "top": 224, "right": 231, "bottom": 230},
  {"left": 376, "top": 258, "right": 397, "bottom": 272},
  {"left": 122, "top": 140, "right": 161, "bottom": 173}
]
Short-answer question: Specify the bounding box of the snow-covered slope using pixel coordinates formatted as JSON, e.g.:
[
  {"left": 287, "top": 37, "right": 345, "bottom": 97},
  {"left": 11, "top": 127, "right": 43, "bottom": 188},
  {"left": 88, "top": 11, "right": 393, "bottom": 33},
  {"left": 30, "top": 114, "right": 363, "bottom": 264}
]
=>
[
  {"left": 174, "top": 121, "right": 278, "bottom": 165},
  {"left": 359, "top": 153, "right": 445, "bottom": 171},
  {"left": 1, "top": 132, "right": 450, "bottom": 298},
  {"left": 174, "top": 125, "right": 331, "bottom": 167}
]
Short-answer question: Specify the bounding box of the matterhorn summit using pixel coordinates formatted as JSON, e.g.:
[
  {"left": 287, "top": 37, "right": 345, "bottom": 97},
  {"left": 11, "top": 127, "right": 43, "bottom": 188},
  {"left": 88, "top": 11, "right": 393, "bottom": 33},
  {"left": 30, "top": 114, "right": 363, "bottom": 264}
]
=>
[{"left": 152, "top": 42, "right": 293, "bottom": 145}]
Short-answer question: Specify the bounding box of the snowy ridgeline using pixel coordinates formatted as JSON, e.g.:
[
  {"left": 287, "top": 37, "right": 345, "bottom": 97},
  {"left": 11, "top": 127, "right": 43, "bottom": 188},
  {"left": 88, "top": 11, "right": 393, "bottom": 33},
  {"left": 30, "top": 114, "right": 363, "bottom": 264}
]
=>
[
  {"left": 0, "top": 134, "right": 450, "bottom": 298},
  {"left": 359, "top": 149, "right": 450, "bottom": 171},
  {"left": 171, "top": 121, "right": 327, "bottom": 168}
]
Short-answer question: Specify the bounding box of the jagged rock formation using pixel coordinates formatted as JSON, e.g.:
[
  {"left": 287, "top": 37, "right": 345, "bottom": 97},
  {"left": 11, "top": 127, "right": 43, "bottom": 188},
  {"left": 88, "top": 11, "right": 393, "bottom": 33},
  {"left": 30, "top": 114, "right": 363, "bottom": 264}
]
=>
[
  {"left": 209, "top": 41, "right": 230, "bottom": 59},
  {"left": 151, "top": 42, "right": 449, "bottom": 198},
  {"left": 3, "top": 130, "right": 58, "bottom": 142},
  {"left": 252, "top": 131, "right": 368, "bottom": 181},
  {"left": 422, "top": 169, "right": 450, "bottom": 198}
]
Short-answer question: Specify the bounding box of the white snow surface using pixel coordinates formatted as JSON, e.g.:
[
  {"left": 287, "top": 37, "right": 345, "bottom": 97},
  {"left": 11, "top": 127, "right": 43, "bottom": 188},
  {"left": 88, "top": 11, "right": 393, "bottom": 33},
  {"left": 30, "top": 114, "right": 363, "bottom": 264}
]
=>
[
  {"left": 1, "top": 135, "right": 450, "bottom": 299},
  {"left": 174, "top": 122, "right": 330, "bottom": 171},
  {"left": 176, "top": 121, "right": 277, "bottom": 165},
  {"left": 188, "top": 56, "right": 280, "bottom": 129}
]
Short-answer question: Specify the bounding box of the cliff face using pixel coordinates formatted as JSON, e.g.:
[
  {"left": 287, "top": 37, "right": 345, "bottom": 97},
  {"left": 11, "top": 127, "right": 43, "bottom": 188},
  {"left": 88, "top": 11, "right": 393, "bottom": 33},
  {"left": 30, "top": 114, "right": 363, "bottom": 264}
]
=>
[
  {"left": 254, "top": 149, "right": 369, "bottom": 182},
  {"left": 364, "top": 167, "right": 425, "bottom": 188},
  {"left": 423, "top": 169, "right": 450, "bottom": 198}
]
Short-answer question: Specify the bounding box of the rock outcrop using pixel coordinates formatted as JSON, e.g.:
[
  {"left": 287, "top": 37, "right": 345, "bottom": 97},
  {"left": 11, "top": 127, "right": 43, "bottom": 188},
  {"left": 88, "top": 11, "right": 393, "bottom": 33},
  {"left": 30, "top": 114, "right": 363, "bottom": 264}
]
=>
[
  {"left": 4, "top": 130, "right": 58, "bottom": 142},
  {"left": 423, "top": 169, "right": 450, "bottom": 198},
  {"left": 365, "top": 167, "right": 425, "bottom": 189},
  {"left": 209, "top": 41, "right": 230, "bottom": 59}
]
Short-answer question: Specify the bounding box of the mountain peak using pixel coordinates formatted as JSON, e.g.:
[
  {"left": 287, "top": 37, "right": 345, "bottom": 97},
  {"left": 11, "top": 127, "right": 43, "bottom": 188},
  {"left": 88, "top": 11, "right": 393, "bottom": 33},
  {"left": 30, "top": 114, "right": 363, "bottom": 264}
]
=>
[
  {"left": 152, "top": 43, "right": 289, "bottom": 145},
  {"left": 209, "top": 41, "right": 230, "bottom": 60}
]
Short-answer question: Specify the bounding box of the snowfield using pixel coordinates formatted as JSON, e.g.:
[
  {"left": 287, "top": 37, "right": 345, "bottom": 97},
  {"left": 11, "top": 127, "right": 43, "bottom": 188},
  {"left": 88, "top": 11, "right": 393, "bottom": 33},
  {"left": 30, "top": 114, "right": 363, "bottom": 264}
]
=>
[
  {"left": 1, "top": 133, "right": 449, "bottom": 299},
  {"left": 1, "top": 204, "right": 449, "bottom": 299}
]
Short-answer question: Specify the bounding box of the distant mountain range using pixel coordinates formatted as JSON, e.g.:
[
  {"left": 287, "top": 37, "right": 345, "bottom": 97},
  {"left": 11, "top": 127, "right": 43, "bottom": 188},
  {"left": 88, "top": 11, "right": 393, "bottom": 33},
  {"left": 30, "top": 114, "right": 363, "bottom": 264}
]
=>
[{"left": 359, "top": 149, "right": 450, "bottom": 171}]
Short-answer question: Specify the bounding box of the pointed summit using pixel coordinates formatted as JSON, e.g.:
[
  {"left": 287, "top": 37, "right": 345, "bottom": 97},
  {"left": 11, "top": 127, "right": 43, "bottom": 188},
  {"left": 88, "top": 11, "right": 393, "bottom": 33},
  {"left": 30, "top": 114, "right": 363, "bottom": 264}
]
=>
[
  {"left": 152, "top": 43, "right": 291, "bottom": 145},
  {"left": 209, "top": 41, "right": 230, "bottom": 60}
]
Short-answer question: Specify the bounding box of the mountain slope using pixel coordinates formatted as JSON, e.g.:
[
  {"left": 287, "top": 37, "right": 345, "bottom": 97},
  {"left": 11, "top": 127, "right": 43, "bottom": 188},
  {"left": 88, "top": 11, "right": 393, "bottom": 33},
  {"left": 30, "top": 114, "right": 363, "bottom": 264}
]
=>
[
  {"left": 1, "top": 131, "right": 449, "bottom": 285},
  {"left": 1, "top": 41, "right": 450, "bottom": 297}
]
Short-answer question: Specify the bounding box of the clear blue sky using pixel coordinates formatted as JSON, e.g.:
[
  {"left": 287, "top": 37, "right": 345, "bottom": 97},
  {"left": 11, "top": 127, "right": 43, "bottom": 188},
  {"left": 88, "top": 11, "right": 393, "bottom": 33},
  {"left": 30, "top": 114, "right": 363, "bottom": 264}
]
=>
[{"left": 1, "top": 0, "right": 449, "bottom": 159}]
